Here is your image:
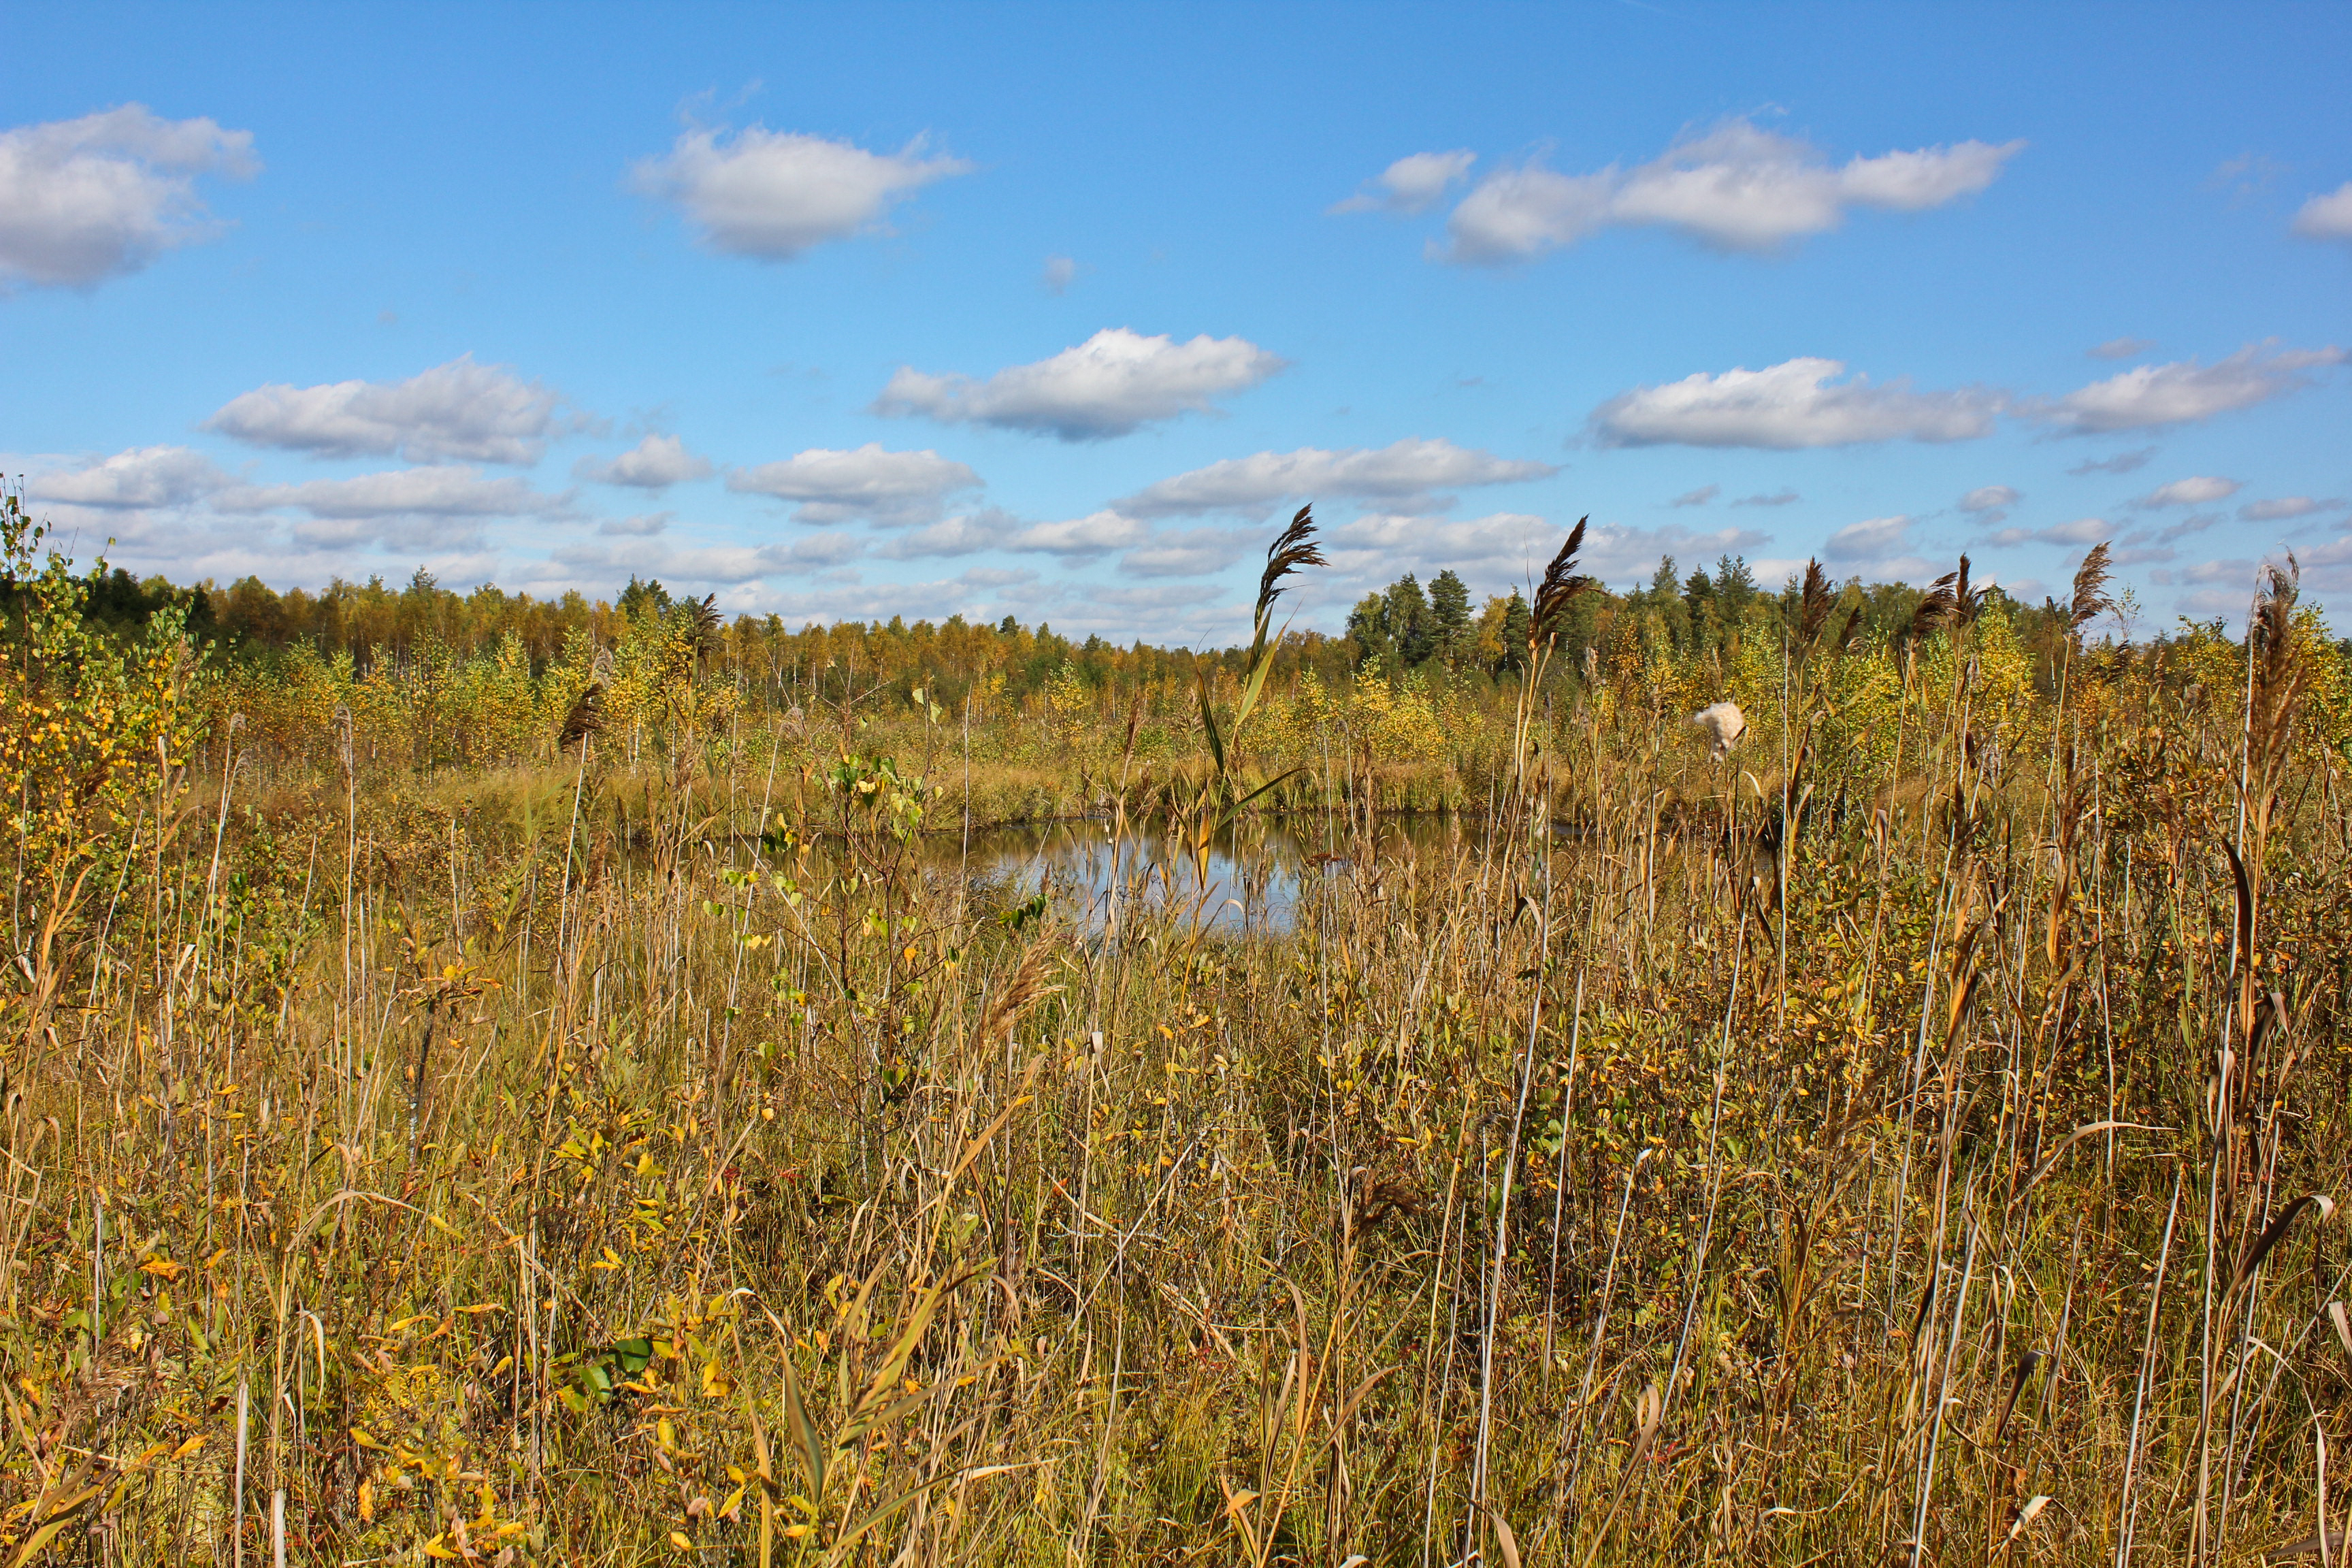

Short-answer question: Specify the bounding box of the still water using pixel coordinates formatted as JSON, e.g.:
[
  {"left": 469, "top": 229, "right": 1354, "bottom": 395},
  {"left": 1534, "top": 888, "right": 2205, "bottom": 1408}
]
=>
[{"left": 930, "top": 814, "right": 1504, "bottom": 934}]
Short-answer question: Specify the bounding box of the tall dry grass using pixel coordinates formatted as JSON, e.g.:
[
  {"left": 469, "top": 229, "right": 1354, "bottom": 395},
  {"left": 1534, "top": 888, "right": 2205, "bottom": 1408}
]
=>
[{"left": 3, "top": 504, "right": 2349, "bottom": 1566}]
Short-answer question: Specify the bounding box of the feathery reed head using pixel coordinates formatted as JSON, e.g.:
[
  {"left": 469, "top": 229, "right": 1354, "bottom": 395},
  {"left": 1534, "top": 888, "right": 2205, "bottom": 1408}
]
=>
[
  {"left": 1530, "top": 517, "right": 1594, "bottom": 650},
  {"left": 1909, "top": 570, "right": 1960, "bottom": 642},
  {"left": 2068, "top": 541, "right": 2115, "bottom": 634},
  {"left": 557, "top": 681, "right": 604, "bottom": 752},
  {"left": 2253, "top": 553, "right": 2300, "bottom": 666},
  {"left": 2249, "top": 553, "right": 2306, "bottom": 785},
  {"left": 1797, "top": 559, "right": 1832, "bottom": 647},
  {"left": 1953, "top": 553, "right": 1990, "bottom": 625},
  {"left": 687, "top": 592, "right": 723, "bottom": 653},
  {"left": 1257, "top": 504, "right": 1324, "bottom": 619}
]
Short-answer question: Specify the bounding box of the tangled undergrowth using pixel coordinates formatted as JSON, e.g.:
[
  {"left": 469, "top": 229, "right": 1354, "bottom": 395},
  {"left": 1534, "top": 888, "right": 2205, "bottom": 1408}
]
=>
[{"left": 3, "top": 497, "right": 2349, "bottom": 1567}]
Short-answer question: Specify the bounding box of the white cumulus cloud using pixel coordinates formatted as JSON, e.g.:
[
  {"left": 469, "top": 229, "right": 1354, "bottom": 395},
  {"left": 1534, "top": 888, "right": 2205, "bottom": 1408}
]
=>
[
  {"left": 2292, "top": 181, "right": 2352, "bottom": 241},
  {"left": 1590, "top": 357, "right": 2001, "bottom": 448},
  {"left": 25, "top": 445, "right": 231, "bottom": 509},
  {"left": 2032, "top": 344, "right": 2346, "bottom": 434},
  {"left": 2033, "top": 517, "right": 2112, "bottom": 546},
  {"left": 1825, "top": 514, "right": 1913, "bottom": 562},
  {"left": 1330, "top": 150, "right": 1477, "bottom": 215},
  {"left": 0, "top": 105, "right": 258, "bottom": 289},
  {"left": 872, "top": 507, "right": 1157, "bottom": 563},
  {"left": 627, "top": 126, "right": 970, "bottom": 260},
  {"left": 1004, "top": 510, "right": 1150, "bottom": 557},
  {"left": 553, "top": 534, "right": 862, "bottom": 587},
  {"left": 239, "top": 466, "right": 569, "bottom": 523},
  {"left": 230, "top": 466, "right": 569, "bottom": 555},
  {"left": 872, "top": 510, "right": 1021, "bottom": 561},
  {"left": 1959, "top": 485, "right": 2019, "bottom": 525},
  {"left": 873, "top": 327, "right": 1286, "bottom": 440},
  {"left": 1122, "top": 437, "right": 1553, "bottom": 517},
  {"left": 2239, "top": 496, "right": 2345, "bottom": 522},
  {"left": 1437, "top": 118, "right": 2022, "bottom": 263},
  {"left": 574, "top": 434, "right": 713, "bottom": 490},
  {"left": 206, "top": 355, "right": 587, "bottom": 465},
  {"left": 1118, "top": 526, "right": 1256, "bottom": 578},
  {"left": 2135, "top": 476, "right": 2240, "bottom": 508},
  {"left": 725, "top": 443, "right": 981, "bottom": 526}
]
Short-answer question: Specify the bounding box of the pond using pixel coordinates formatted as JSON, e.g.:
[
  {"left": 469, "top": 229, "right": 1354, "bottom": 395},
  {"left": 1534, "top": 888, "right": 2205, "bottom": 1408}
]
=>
[{"left": 933, "top": 813, "right": 1516, "bottom": 935}]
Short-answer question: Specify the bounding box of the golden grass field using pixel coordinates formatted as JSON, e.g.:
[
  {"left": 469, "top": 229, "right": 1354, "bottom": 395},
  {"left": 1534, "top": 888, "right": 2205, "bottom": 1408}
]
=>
[{"left": 3, "top": 497, "right": 2349, "bottom": 1565}]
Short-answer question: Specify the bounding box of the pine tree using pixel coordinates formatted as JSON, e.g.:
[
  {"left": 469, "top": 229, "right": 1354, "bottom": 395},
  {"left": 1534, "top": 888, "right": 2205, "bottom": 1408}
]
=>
[
  {"left": 1429, "top": 570, "right": 1471, "bottom": 666},
  {"left": 1714, "top": 553, "right": 1757, "bottom": 620},
  {"left": 1649, "top": 555, "right": 1680, "bottom": 599},
  {"left": 617, "top": 575, "right": 671, "bottom": 620},
  {"left": 1499, "top": 590, "right": 1531, "bottom": 672}
]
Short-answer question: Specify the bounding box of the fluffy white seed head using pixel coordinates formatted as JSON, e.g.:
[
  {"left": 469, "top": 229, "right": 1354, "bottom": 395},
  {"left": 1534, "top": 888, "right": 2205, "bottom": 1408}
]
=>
[{"left": 1691, "top": 700, "right": 1747, "bottom": 758}]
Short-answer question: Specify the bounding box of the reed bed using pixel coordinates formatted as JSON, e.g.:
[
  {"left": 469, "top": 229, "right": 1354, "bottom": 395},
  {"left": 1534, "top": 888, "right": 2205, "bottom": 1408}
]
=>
[{"left": 3, "top": 502, "right": 2349, "bottom": 1566}]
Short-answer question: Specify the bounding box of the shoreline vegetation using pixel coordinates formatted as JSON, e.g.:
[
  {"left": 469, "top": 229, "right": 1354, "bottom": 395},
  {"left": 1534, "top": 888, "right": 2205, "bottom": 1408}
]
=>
[{"left": 4, "top": 488, "right": 2351, "bottom": 1565}]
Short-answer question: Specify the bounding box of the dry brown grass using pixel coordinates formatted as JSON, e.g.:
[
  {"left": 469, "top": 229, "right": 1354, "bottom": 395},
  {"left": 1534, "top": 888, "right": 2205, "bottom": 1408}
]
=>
[{"left": 3, "top": 519, "right": 2349, "bottom": 1565}]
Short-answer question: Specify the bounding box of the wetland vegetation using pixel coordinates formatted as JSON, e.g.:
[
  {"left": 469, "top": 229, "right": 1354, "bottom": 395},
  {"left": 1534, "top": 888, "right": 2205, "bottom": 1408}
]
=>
[{"left": 3, "top": 490, "right": 2349, "bottom": 1566}]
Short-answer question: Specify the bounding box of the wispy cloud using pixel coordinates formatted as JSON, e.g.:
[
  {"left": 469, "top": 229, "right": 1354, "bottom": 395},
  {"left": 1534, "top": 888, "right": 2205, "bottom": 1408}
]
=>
[
  {"left": 2028, "top": 344, "right": 2345, "bottom": 434},
  {"left": 725, "top": 444, "right": 980, "bottom": 526},
  {"left": 2238, "top": 495, "right": 2345, "bottom": 523},
  {"left": 2068, "top": 447, "right": 2155, "bottom": 477},
  {"left": 1330, "top": 150, "right": 1476, "bottom": 216},
  {"left": 1122, "top": 438, "right": 1552, "bottom": 517},
  {"left": 2133, "top": 476, "right": 2239, "bottom": 509},
  {"left": 1432, "top": 118, "right": 2022, "bottom": 263}
]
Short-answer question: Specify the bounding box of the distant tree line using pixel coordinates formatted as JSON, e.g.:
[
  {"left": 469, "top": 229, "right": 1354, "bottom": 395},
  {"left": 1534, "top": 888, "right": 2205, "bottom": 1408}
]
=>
[{"left": 6, "top": 542, "right": 2280, "bottom": 715}]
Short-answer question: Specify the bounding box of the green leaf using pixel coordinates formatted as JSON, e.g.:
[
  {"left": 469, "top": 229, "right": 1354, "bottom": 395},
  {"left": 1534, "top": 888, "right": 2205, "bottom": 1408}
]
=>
[{"left": 1193, "top": 666, "right": 1226, "bottom": 775}]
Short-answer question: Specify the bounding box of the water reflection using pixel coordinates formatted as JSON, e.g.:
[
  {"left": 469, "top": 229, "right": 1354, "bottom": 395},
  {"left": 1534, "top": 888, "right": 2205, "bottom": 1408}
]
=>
[{"left": 939, "top": 814, "right": 1499, "bottom": 934}]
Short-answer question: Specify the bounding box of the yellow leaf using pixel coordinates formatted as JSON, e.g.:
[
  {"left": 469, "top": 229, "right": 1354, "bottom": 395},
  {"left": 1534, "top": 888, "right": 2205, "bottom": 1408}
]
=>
[
  {"left": 140, "top": 1258, "right": 185, "bottom": 1281},
  {"left": 657, "top": 1417, "right": 678, "bottom": 1451},
  {"left": 669, "top": 1533, "right": 693, "bottom": 1550},
  {"left": 423, "top": 1535, "right": 459, "bottom": 1560},
  {"left": 350, "top": 1427, "right": 388, "bottom": 1451},
  {"left": 357, "top": 1479, "right": 374, "bottom": 1521}
]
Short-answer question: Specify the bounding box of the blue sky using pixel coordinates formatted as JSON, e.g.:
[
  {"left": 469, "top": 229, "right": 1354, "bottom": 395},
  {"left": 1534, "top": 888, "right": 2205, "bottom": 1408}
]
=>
[{"left": 4, "top": 1, "right": 2347, "bottom": 640}]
